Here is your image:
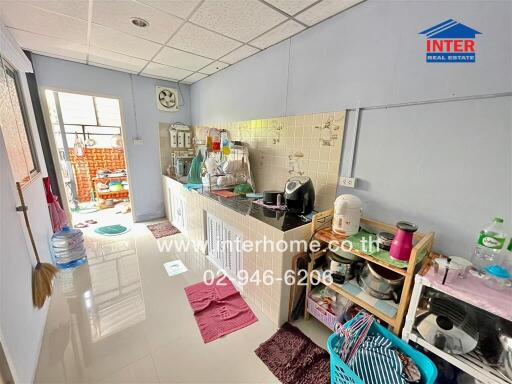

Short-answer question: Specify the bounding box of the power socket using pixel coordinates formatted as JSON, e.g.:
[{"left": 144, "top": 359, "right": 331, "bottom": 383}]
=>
[{"left": 340, "top": 176, "right": 357, "bottom": 188}]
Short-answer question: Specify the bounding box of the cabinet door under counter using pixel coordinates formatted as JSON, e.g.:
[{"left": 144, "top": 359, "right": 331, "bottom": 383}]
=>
[{"left": 206, "top": 213, "right": 243, "bottom": 289}]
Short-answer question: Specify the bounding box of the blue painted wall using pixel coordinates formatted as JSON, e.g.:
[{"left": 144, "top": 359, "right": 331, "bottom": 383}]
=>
[{"left": 191, "top": 0, "right": 512, "bottom": 256}]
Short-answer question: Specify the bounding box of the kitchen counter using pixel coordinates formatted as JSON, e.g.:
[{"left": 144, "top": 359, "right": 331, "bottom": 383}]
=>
[
  {"left": 164, "top": 175, "right": 312, "bottom": 232},
  {"left": 162, "top": 174, "right": 312, "bottom": 326},
  {"left": 198, "top": 190, "right": 312, "bottom": 232}
]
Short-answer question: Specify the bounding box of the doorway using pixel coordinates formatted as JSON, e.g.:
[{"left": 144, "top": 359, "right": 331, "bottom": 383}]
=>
[{"left": 44, "top": 90, "right": 132, "bottom": 228}]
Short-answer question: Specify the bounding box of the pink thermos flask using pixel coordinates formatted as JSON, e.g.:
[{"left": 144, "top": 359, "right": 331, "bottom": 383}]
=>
[{"left": 389, "top": 221, "right": 418, "bottom": 261}]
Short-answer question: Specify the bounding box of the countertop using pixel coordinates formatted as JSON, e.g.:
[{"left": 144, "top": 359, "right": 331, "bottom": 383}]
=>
[{"left": 164, "top": 175, "right": 311, "bottom": 232}]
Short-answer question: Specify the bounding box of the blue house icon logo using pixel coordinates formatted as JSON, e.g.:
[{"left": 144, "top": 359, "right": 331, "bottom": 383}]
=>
[{"left": 419, "top": 19, "right": 481, "bottom": 63}]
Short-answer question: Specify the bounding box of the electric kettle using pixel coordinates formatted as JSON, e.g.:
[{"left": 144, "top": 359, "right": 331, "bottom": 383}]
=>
[{"left": 332, "top": 194, "right": 362, "bottom": 235}]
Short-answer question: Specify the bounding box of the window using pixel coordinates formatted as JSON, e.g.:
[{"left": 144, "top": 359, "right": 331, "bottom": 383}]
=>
[{"left": 0, "top": 59, "right": 39, "bottom": 185}]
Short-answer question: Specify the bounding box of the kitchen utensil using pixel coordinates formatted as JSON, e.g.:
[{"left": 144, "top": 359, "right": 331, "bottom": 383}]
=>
[
  {"left": 417, "top": 296, "right": 478, "bottom": 355},
  {"left": 283, "top": 176, "right": 315, "bottom": 214},
  {"left": 263, "top": 190, "right": 283, "bottom": 205},
  {"left": 358, "top": 262, "right": 404, "bottom": 301},
  {"left": 328, "top": 250, "right": 357, "bottom": 284},
  {"left": 377, "top": 231, "right": 394, "bottom": 251},
  {"left": 85, "top": 133, "right": 95, "bottom": 147},
  {"left": 433, "top": 256, "right": 472, "bottom": 284},
  {"left": 332, "top": 194, "right": 362, "bottom": 236},
  {"left": 389, "top": 221, "right": 418, "bottom": 261}
]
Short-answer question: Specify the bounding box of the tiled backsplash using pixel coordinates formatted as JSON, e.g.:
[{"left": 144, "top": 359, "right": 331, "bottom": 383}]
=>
[{"left": 194, "top": 111, "right": 345, "bottom": 210}]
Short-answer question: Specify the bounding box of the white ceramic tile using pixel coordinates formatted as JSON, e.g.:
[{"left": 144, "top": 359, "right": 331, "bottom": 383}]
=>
[
  {"left": 17, "top": 0, "right": 89, "bottom": 20},
  {"left": 296, "top": 0, "right": 365, "bottom": 26},
  {"left": 153, "top": 46, "right": 212, "bottom": 71},
  {"left": 90, "top": 24, "right": 161, "bottom": 60},
  {"left": 142, "top": 62, "right": 193, "bottom": 81},
  {"left": 264, "top": 0, "right": 318, "bottom": 16},
  {"left": 92, "top": 0, "right": 183, "bottom": 44},
  {"left": 220, "top": 45, "right": 259, "bottom": 64},
  {"left": 137, "top": 0, "right": 202, "bottom": 19},
  {"left": 199, "top": 61, "right": 229, "bottom": 75},
  {"left": 0, "top": 1, "right": 88, "bottom": 43},
  {"left": 181, "top": 72, "right": 208, "bottom": 84},
  {"left": 167, "top": 23, "right": 241, "bottom": 59},
  {"left": 88, "top": 47, "right": 148, "bottom": 73},
  {"left": 8, "top": 28, "right": 87, "bottom": 62},
  {"left": 190, "top": 0, "right": 287, "bottom": 42},
  {"left": 250, "top": 20, "right": 305, "bottom": 49}
]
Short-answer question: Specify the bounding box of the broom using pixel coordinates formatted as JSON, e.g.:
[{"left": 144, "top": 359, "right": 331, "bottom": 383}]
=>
[{"left": 16, "top": 182, "right": 58, "bottom": 309}]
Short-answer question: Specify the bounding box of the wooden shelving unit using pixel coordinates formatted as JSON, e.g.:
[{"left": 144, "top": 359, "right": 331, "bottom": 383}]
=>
[{"left": 304, "top": 209, "right": 435, "bottom": 334}]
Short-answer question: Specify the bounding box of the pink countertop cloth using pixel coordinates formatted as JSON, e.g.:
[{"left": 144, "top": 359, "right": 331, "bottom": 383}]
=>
[
  {"left": 424, "top": 268, "right": 512, "bottom": 322},
  {"left": 184, "top": 276, "right": 258, "bottom": 343}
]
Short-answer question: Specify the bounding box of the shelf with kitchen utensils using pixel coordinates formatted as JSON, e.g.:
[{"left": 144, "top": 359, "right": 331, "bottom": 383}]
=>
[
  {"left": 402, "top": 269, "right": 512, "bottom": 384},
  {"left": 304, "top": 210, "right": 435, "bottom": 335},
  {"left": 311, "top": 269, "right": 399, "bottom": 325}
]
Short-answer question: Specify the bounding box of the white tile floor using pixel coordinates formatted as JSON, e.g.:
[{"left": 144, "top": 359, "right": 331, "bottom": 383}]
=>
[{"left": 35, "top": 212, "right": 330, "bottom": 383}]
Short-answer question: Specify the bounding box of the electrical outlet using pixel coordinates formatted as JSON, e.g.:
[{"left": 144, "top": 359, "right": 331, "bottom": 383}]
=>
[
  {"left": 340, "top": 176, "right": 357, "bottom": 188},
  {"left": 133, "top": 138, "right": 144, "bottom": 145}
]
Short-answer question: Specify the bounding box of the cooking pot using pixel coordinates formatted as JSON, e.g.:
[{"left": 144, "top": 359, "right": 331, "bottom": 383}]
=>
[
  {"left": 327, "top": 251, "right": 361, "bottom": 284},
  {"left": 358, "top": 262, "right": 404, "bottom": 302}
]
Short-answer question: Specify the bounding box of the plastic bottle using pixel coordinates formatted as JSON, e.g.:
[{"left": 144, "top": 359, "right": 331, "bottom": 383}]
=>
[
  {"left": 51, "top": 226, "right": 87, "bottom": 269},
  {"left": 471, "top": 217, "right": 507, "bottom": 270}
]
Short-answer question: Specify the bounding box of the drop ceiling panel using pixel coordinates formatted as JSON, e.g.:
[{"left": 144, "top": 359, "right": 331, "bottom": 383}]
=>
[
  {"left": 168, "top": 23, "right": 241, "bottom": 59},
  {"left": 90, "top": 24, "right": 161, "bottom": 60},
  {"left": 153, "top": 47, "right": 212, "bottom": 71},
  {"left": 264, "top": 0, "right": 318, "bottom": 16},
  {"left": 88, "top": 47, "right": 148, "bottom": 73},
  {"left": 9, "top": 28, "right": 87, "bottom": 62},
  {"left": 251, "top": 20, "right": 305, "bottom": 49},
  {"left": 220, "top": 45, "right": 260, "bottom": 64},
  {"left": 17, "top": 0, "right": 89, "bottom": 20},
  {"left": 199, "top": 61, "right": 229, "bottom": 75},
  {"left": 137, "top": 0, "right": 202, "bottom": 19},
  {"left": 0, "top": 2, "right": 88, "bottom": 43},
  {"left": 182, "top": 72, "right": 208, "bottom": 84},
  {"left": 296, "top": 0, "right": 365, "bottom": 26},
  {"left": 142, "top": 62, "right": 193, "bottom": 81},
  {"left": 92, "top": 0, "right": 183, "bottom": 44},
  {"left": 190, "top": 0, "right": 287, "bottom": 42}
]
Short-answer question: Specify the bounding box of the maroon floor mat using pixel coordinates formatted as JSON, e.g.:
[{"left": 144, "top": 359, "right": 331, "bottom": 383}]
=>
[{"left": 255, "top": 323, "right": 330, "bottom": 384}]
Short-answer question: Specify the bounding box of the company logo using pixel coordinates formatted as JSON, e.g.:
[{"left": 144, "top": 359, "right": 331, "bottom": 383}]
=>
[{"left": 419, "top": 19, "right": 481, "bottom": 63}]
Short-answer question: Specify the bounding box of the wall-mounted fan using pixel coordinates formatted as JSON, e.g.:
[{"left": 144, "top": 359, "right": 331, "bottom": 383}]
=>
[{"left": 156, "top": 86, "right": 179, "bottom": 112}]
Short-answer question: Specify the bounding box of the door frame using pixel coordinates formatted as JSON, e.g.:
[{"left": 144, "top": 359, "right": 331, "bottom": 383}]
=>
[{"left": 38, "top": 87, "right": 136, "bottom": 221}]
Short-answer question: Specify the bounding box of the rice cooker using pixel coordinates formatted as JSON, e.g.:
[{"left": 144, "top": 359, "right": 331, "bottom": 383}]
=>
[{"left": 333, "top": 194, "right": 362, "bottom": 236}]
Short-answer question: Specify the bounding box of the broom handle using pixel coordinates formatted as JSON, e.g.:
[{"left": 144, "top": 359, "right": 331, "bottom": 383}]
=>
[{"left": 15, "top": 182, "right": 41, "bottom": 264}]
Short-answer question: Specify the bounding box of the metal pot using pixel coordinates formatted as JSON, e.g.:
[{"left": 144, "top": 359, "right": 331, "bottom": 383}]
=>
[{"left": 358, "top": 262, "right": 404, "bottom": 302}]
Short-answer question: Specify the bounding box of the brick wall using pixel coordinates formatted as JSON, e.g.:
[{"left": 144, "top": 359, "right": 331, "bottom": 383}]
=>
[{"left": 69, "top": 148, "right": 127, "bottom": 202}]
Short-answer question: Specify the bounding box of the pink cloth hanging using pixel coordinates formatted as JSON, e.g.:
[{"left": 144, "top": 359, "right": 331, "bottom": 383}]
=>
[{"left": 43, "top": 177, "right": 68, "bottom": 232}]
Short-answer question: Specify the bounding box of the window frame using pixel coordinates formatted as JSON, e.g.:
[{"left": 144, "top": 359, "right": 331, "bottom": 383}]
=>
[{"left": 1, "top": 59, "right": 40, "bottom": 185}]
